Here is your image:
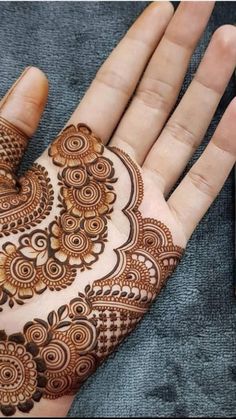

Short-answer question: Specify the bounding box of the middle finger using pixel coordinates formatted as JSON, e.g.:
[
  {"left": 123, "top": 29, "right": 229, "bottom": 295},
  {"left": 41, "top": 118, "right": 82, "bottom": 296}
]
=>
[{"left": 110, "top": 2, "right": 214, "bottom": 163}]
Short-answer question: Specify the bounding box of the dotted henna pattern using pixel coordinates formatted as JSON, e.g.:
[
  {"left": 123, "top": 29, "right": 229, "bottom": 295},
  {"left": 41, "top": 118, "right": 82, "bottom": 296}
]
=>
[
  {"left": 0, "top": 136, "right": 183, "bottom": 416},
  {"left": 0, "top": 123, "right": 116, "bottom": 309},
  {"left": 0, "top": 118, "right": 28, "bottom": 173}
]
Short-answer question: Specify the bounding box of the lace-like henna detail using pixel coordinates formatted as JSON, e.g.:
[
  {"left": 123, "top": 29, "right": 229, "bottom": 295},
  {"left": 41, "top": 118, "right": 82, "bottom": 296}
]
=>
[
  {"left": 0, "top": 118, "right": 28, "bottom": 173},
  {"left": 0, "top": 117, "right": 54, "bottom": 237},
  {"left": 0, "top": 164, "right": 54, "bottom": 237},
  {"left": 0, "top": 124, "right": 116, "bottom": 309},
  {"left": 0, "top": 146, "right": 183, "bottom": 416}
]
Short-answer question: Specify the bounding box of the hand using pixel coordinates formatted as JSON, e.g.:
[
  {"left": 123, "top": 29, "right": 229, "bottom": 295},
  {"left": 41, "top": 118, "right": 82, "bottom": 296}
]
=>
[{"left": 0, "top": 2, "right": 236, "bottom": 417}]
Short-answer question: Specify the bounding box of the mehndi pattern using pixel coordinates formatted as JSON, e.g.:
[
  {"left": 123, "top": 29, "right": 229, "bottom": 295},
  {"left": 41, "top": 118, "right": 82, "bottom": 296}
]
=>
[
  {"left": 0, "top": 124, "right": 116, "bottom": 308},
  {"left": 0, "top": 134, "right": 183, "bottom": 416}
]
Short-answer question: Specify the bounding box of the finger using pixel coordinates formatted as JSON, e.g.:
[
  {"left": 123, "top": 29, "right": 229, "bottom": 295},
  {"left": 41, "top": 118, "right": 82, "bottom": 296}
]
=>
[
  {"left": 0, "top": 67, "right": 48, "bottom": 174},
  {"left": 0, "top": 67, "right": 30, "bottom": 109},
  {"left": 64, "top": 2, "right": 174, "bottom": 143},
  {"left": 144, "top": 24, "right": 236, "bottom": 194},
  {"left": 168, "top": 98, "right": 236, "bottom": 241},
  {"left": 110, "top": 1, "right": 215, "bottom": 162}
]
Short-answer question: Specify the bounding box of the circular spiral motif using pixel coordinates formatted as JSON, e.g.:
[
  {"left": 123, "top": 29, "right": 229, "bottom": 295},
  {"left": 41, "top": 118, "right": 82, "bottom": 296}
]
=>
[
  {"left": 60, "top": 134, "right": 90, "bottom": 157},
  {"left": 143, "top": 230, "right": 162, "bottom": 249},
  {"left": 60, "top": 213, "right": 80, "bottom": 233},
  {"left": 45, "top": 375, "right": 73, "bottom": 399},
  {"left": 0, "top": 357, "right": 24, "bottom": 390},
  {"left": 24, "top": 323, "right": 48, "bottom": 346},
  {"left": 0, "top": 200, "right": 11, "bottom": 210},
  {"left": 20, "top": 231, "right": 48, "bottom": 252},
  {"left": 70, "top": 298, "right": 92, "bottom": 317},
  {"left": 88, "top": 157, "right": 114, "bottom": 181},
  {"left": 71, "top": 181, "right": 105, "bottom": 208},
  {"left": 59, "top": 231, "right": 92, "bottom": 257},
  {"left": 143, "top": 222, "right": 172, "bottom": 249},
  {"left": 74, "top": 354, "right": 97, "bottom": 381},
  {"left": 83, "top": 217, "right": 106, "bottom": 237},
  {"left": 0, "top": 342, "right": 37, "bottom": 405},
  {"left": 37, "top": 258, "right": 76, "bottom": 290},
  {"left": 5, "top": 255, "right": 37, "bottom": 287},
  {"left": 62, "top": 167, "right": 87, "bottom": 188},
  {"left": 67, "top": 321, "right": 97, "bottom": 354},
  {"left": 41, "top": 333, "right": 76, "bottom": 376},
  {"left": 49, "top": 125, "right": 103, "bottom": 167}
]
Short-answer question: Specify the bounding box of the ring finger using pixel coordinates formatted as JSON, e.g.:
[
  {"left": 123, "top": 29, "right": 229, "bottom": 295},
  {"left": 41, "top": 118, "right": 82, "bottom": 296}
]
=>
[{"left": 144, "top": 24, "right": 236, "bottom": 195}]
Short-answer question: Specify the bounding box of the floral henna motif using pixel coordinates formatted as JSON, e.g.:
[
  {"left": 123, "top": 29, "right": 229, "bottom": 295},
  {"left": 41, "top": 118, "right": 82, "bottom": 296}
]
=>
[
  {"left": 0, "top": 123, "right": 117, "bottom": 309},
  {"left": 49, "top": 123, "right": 103, "bottom": 166},
  {"left": 0, "top": 231, "right": 77, "bottom": 306},
  {"left": 0, "top": 302, "right": 98, "bottom": 416},
  {"left": 0, "top": 330, "right": 47, "bottom": 417},
  {"left": 50, "top": 124, "right": 116, "bottom": 268},
  {"left": 0, "top": 142, "right": 183, "bottom": 416}
]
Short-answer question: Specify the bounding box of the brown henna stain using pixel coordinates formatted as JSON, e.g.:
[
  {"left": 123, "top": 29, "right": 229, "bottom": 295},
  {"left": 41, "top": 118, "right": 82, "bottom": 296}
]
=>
[
  {"left": 0, "top": 126, "right": 183, "bottom": 415},
  {"left": 0, "top": 118, "right": 54, "bottom": 238},
  {"left": 0, "top": 123, "right": 116, "bottom": 309}
]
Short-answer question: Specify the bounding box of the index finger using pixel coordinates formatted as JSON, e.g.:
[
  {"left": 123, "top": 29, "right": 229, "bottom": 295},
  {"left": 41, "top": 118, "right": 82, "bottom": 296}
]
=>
[{"left": 64, "top": 2, "right": 174, "bottom": 143}]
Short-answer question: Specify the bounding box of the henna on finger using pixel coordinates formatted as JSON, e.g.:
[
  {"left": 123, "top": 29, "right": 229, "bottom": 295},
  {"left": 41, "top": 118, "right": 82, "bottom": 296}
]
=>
[
  {"left": 0, "top": 117, "right": 28, "bottom": 174},
  {"left": 0, "top": 130, "right": 183, "bottom": 416}
]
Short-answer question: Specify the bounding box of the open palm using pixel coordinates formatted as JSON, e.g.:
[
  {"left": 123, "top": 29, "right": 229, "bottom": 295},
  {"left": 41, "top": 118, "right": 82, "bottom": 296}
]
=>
[{"left": 0, "top": 2, "right": 236, "bottom": 417}]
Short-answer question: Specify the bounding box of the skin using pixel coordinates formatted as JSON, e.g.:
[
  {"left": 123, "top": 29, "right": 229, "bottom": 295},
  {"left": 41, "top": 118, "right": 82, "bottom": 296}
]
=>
[{"left": 0, "top": 1, "right": 236, "bottom": 417}]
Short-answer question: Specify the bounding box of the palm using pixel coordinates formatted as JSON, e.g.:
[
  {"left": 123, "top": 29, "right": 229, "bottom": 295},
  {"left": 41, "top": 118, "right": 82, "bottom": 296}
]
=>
[
  {"left": 0, "top": 122, "right": 182, "bottom": 316},
  {"left": 0, "top": 121, "right": 183, "bottom": 416}
]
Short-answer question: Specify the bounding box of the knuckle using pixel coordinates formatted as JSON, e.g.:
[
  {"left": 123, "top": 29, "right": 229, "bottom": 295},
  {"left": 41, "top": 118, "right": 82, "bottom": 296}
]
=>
[
  {"left": 188, "top": 169, "right": 216, "bottom": 199},
  {"left": 135, "top": 77, "right": 173, "bottom": 113},
  {"left": 165, "top": 120, "right": 198, "bottom": 150},
  {"left": 95, "top": 68, "right": 131, "bottom": 97},
  {"left": 213, "top": 25, "right": 236, "bottom": 56}
]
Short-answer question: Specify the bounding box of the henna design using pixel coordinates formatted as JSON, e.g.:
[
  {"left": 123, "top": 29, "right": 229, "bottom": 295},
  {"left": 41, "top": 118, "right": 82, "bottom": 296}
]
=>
[
  {"left": 0, "top": 118, "right": 54, "bottom": 237},
  {"left": 0, "top": 233, "right": 77, "bottom": 305},
  {"left": 0, "top": 141, "right": 183, "bottom": 416},
  {"left": 0, "top": 302, "right": 98, "bottom": 415},
  {"left": 0, "top": 330, "right": 47, "bottom": 417},
  {"left": 0, "top": 124, "right": 116, "bottom": 309},
  {"left": 52, "top": 124, "right": 116, "bottom": 268},
  {"left": 49, "top": 124, "right": 103, "bottom": 167},
  {"left": 0, "top": 118, "right": 28, "bottom": 173},
  {"left": 0, "top": 164, "right": 54, "bottom": 238}
]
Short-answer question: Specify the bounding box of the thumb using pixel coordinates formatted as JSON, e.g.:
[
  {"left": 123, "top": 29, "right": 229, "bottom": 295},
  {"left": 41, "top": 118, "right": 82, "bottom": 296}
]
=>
[{"left": 0, "top": 67, "right": 48, "bottom": 176}]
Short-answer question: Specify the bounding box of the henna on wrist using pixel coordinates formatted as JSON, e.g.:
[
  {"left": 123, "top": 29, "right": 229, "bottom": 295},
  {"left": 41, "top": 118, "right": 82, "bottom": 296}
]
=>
[{"left": 0, "top": 123, "right": 183, "bottom": 416}]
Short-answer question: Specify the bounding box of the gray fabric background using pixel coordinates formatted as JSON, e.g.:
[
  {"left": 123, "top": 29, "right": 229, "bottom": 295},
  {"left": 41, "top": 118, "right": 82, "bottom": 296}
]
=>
[{"left": 0, "top": 1, "right": 235, "bottom": 417}]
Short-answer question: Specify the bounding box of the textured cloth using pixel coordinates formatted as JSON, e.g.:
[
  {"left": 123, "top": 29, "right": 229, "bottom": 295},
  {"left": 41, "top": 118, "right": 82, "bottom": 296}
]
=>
[{"left": 0, "top": 1, "right": 235, "bottom": 417}]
